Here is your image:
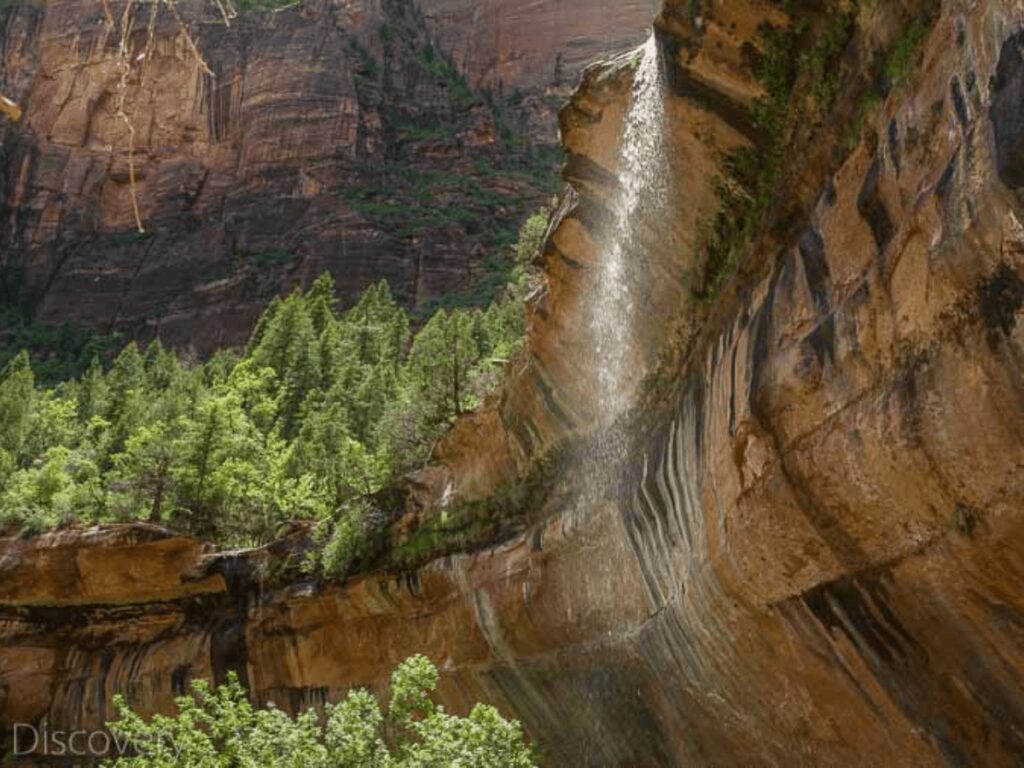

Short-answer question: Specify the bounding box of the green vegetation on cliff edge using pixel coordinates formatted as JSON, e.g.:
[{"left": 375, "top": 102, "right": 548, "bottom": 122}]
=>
[
  {"left": 699, "top": 0, "right": 935, "bottom": 299},
  {"left": 699, "top": 0, "right": 859, "bottom": 299},
  {"left": 0, "top": 213, "right": 550, "bottom": 565}
]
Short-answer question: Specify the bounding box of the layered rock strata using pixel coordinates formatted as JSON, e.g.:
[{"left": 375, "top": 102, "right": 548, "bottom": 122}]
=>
[{"left": 2, "top": 0, "right": 1024, "bottom": 766}]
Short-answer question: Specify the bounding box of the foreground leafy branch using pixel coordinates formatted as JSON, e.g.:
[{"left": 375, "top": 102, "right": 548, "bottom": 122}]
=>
[{"left": 103, "top": 656, "right": 536, "bottom": 767}]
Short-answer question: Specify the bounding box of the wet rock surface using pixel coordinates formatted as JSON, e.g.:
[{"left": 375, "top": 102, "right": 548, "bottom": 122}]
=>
[{"left": 2, "top": 0, "right": 1024, "bottom": 766}]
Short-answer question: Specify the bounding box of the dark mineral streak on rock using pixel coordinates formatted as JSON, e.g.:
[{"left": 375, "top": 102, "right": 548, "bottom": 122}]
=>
[
  {"left": 978, "top": 262, "right": 1024, "bottom": 346},
  {"left": 857, "top": 156, "right": 895, "bottom": 256},
  {"left": 951, "top": 74, "right": 970, "bottom": 128},
  {"left": 991, "top": 31, "right": 1024, "bottom": 188}
]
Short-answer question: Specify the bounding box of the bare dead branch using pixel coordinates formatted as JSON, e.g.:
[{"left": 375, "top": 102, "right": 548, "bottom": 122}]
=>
[
  {"left": 106, "top": 0, "right": 224, "bottom": 232},
  {"left": 114, "top": 0, "right": 146, "bottom": 233},
  {"left": 212, "top": 0, "right": 236, "bottom": 27},
  {"left": 100, "top": 0, "right": 115, "bottom": 26},
  {"left": 163, "top": 0, "right": 214, "bottom": 77}
]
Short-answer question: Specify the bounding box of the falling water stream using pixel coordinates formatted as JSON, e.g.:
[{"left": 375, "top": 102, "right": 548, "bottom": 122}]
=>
[{"left": 590, "top": 34, "right": 668, "bottom": 425}]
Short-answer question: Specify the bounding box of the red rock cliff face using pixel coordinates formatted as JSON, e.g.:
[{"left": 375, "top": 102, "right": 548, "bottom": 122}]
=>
[
  {"left": 3, "top": 0, "right": 1024, "bottom": 765},
  {"left": 423, "top": 0, "right": 659, "bottom": 92},
  {"left": 420, "top": 0, "right": 659, "bottom": 142},
  {"left": 0, "top": 0, "right": 654, "bottom": 353}
]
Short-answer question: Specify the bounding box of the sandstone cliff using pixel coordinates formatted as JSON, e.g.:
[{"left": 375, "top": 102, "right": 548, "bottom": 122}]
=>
[
  {"left": 0, "top": 0, "right": 653, "bottom": 354},
  {"left": 2, "top": 0, "right": 1024, "bottom": 766},
  {"left": 419, "top": 0, "right": 660, "bottom": 143}
]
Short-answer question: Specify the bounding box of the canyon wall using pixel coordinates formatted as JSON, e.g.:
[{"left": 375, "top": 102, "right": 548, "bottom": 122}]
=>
[
  {"left": 421, "top": 0, "right": 659, "bottom": 93},
  {"left": 2, "top": 0, "right": 1024, "bottom": 766},
  {"left": 419, "top": 0, "right": 659, "bottom": 142},
  {"left": 0, "top": 0, "right": 653, "bottom": 353}
]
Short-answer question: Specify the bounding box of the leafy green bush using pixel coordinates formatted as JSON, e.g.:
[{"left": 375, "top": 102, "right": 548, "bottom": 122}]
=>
[
  {"left": 304, "top": 498, "right": 372, "bottom": 578},
  {"left": 884, "top": 19, "right": 929, "bottom": 87},
  {"left": 348, "top": 36, "right": 380, "bottom": 80},
  {"left": 103, "top": 656, "right": 536, "bottom": 767}
]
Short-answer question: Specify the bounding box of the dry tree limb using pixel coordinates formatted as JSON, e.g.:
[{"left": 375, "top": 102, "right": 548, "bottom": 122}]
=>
[
  {"left": 109, "top": 0, "right": 221, "bottom": 233},
  {"left": 100, "top": 0, "right": 115, "bottom": 26},
  {"left": 212, "top": 0, "right": 236, "bottom": 27},
  {"left": 163, "top": 0, "right": 214, "bottom": 76},
  {"left": 114, "top": 0, "right": 146, "bottom": 233},
  {"left": 141, "top": 0, "right": 159, "bottom": 82}
]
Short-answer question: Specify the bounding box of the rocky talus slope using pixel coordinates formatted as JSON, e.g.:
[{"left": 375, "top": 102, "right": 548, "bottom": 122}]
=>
[
  {"left": 0, "top": 0, "right": 653, "bottom": 353},
  {"left": 3, "top": 0, "right": 1024, "bottom": 765}
]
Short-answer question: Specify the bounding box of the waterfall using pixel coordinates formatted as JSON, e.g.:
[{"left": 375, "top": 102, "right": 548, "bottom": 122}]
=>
[{"left": 590, "top": 34, "right": 667, "bottom": 425}]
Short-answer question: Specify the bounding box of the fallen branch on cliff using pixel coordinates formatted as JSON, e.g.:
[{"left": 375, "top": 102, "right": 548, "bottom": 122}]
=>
[{"left": 111, "top": 0, "right": 219, "bottom": 233}]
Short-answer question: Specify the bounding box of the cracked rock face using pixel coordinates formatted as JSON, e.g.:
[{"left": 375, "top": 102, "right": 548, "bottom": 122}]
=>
[{"left": 2, "top": 0, "right": 1024, "bottom": 766}]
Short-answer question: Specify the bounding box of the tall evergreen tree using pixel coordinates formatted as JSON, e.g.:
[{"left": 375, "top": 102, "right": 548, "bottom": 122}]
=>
[
  {"left": 0, "top": 351, "right": 35, "bottom": 485},
  {"left": 407, "top": 308, "right": 481, "bottom": 430},
  {"left": 75, "top": 356, "right": 110, "bottom": 424},
  {"left": 110, "top": 422, "right": 178, "bottom": 522},
  {"left": 0, "top": 206, "right": 549, "bottom": 546},
  {"left": 306, "top": 272, "right": 339, "bottom": 337},
  {"left": 250, "top": 294, "right": 322, "bottom": 439},
  {"left": 103, "top": 343, "right": 149, "bottom": 462}
]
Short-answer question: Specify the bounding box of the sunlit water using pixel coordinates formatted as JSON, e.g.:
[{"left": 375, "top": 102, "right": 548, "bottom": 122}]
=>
[{"left": 590, "top": 34, "right": 667, "bottom": 425}]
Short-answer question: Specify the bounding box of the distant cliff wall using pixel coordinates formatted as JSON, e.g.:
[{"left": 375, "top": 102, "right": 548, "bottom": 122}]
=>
[{"left": 0, "top": 0, "right": 654, "bottom": 353}]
